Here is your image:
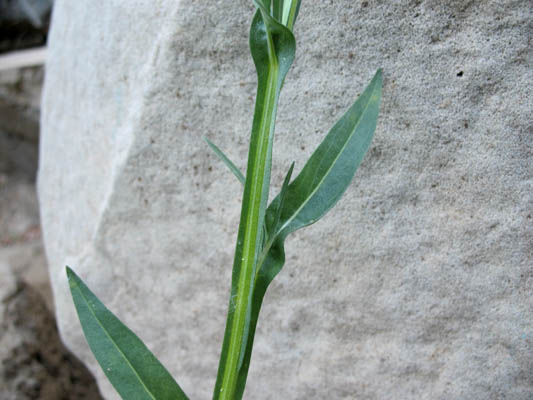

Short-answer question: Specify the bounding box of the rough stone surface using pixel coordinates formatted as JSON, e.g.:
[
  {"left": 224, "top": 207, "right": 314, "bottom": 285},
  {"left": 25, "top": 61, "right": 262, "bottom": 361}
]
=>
[
  {"left": 39, "top": 1, "right": 532, "bottom": 399},
  {"left": 0, "top": 262, "right": 103, "bottom": 400}
]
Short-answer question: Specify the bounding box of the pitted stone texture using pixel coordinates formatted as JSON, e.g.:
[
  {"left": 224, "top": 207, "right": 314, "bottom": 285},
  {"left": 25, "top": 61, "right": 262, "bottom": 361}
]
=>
[{"left": 39, "top": 0, "right": 532, "bottom": 399}]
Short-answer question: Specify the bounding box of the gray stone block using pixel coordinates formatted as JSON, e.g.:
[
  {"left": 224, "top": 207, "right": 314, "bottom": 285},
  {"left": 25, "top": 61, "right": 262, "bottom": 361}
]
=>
[{"left": 38, "top": 1, "right": 532, "bottom": 399}]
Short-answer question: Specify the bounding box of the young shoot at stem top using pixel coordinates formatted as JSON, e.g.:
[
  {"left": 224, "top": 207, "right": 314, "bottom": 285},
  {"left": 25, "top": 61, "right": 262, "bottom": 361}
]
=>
[{"left": 280, "top": 0, "right": 300, "bottom": 30}]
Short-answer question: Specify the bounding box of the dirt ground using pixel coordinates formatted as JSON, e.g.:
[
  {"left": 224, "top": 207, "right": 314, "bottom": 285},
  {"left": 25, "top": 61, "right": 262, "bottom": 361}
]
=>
[{"left": 0, "top": 65, "right": 103, "bottom": 400}]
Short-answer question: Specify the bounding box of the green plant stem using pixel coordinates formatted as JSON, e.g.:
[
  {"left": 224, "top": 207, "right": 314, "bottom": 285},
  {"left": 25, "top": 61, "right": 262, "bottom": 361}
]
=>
[
  {"left": 215, "top": 39, "right": 280, "bottom": 400},
  {"left": 282, "top": 0, "right": 299, "bottom": 30}
]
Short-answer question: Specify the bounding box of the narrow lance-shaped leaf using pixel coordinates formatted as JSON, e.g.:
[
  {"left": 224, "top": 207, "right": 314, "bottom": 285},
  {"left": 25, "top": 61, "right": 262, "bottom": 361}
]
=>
[
  {"left": 267, "top": 69, "right": 382, "bottom": 241},
  {"left": 204, "top": 136, "right": 245, "bottom": 185},
  {"left": 236, "top": 69, "right": 383, "bottom": 383},
  {"left": 66, "top": 267, "right": 189, "bottom": 400},
  {"left": 261, "top": 69, "right": 382, "bottom": 284}
]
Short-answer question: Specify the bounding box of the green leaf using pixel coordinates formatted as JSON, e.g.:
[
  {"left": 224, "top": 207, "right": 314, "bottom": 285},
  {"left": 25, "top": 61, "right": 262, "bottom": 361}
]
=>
[
  {"left": 66, "top": 267, "right": 189, "bottom": 400},
  {"left": 236, "top": 69, "right": 383, "bottom": 386},
  {"left": 204, "top": 136, "right": 245, "bottom": 185},
  {"left": 268, "top": 69, "right": 382, "bottom": 240}
]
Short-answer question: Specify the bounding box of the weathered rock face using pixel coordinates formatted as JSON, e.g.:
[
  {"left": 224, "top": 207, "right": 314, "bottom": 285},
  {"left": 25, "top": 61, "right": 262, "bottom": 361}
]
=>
[{"left": 38, "top": 1, "right": 532, "bottom": 399}]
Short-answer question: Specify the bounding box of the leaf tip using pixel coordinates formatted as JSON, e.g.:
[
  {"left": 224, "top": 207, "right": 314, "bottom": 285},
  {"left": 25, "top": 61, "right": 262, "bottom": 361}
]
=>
[
  {"left": 288, "top": 161, "right": 295, "bottom": 172},
  {"left": 374, "top": 68, "right": 383, "bottom": 86},
  {"left": 65, "top": 266, "right": 78, "bottom": 290}
]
